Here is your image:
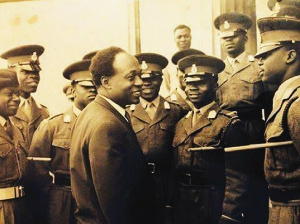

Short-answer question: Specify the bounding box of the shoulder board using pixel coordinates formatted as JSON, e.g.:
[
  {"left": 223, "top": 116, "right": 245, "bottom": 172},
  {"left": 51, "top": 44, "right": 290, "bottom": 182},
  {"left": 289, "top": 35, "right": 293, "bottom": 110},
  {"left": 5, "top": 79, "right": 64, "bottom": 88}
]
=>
[
  {"left": 170, "top": 94, "right": 177, "bottom": 101},
  {"left": 185, "top": 111, "right": 192, "bottom": 118},
  {"left": 47, "top": 113, "right": 63, "bottom": 121},
  {"left": 63, "top": 114, "right": 71, "bottom": 123},
  {"left": 164, "top": 101, "right": 170, "bottom": 110},
  {"left": 248, "top": 55, "right": 255, "bottom": 62},
  {"left": 208, "top": 110, "right": 217, "bottom": 119},
  {"left": 129, "top": 104, "right": 136, "bottom": 111},
  {"left": 218, "top": 110, "right": 238, "bottom": 118}
]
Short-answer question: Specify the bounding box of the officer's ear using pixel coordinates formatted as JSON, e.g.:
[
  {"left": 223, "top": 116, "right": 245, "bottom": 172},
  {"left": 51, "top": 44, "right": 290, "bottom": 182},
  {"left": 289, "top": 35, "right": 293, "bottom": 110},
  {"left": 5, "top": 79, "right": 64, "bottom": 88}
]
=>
[
  {"left": 243, "top": 34, "right": 248, "bottom": 43},
  {"left": 100, "top": 76, "right": 111, "bottom": 89},
  {"left": 286, "top": 49, "right": 297, "bottom": 64}
]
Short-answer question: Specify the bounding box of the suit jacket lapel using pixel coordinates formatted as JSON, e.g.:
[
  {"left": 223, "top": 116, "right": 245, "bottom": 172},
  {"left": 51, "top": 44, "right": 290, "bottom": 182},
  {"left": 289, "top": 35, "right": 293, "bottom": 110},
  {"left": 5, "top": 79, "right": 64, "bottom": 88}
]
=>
[
  {"left": 14, "top": 107, "right": 29, "bottom": 122},
  {"left": 132, "top": 103, "right": 152, "bottom": 124},
  {"left": 223, "top": 58, "right": 233, "bottom": 75}
]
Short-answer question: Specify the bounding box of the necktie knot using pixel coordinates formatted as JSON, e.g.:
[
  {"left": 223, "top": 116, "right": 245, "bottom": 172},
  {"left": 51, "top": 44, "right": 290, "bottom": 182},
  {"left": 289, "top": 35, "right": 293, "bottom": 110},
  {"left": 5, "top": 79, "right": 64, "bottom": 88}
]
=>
[
  {"left": 192, "top": 109, "right": 202, "bottom": 127},
  {"left": 145, "top": 102, "right": 156, "bottom": 120}
]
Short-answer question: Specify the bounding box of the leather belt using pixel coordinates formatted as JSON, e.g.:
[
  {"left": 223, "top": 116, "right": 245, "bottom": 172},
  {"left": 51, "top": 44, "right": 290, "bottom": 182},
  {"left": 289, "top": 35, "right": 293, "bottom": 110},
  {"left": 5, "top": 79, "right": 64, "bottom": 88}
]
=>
[
  {"left": 269, "top": 188, "right": 300, "bottom": 202},
  {"left": 0, "top": 186, "right": 25, "bottom": 201}
]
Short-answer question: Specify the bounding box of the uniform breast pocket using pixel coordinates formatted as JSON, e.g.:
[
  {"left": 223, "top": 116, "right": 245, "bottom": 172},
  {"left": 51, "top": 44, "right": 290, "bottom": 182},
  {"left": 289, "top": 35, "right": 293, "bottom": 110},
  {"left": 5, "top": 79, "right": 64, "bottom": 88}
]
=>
[
  {"left": 240, "top": 74, "right": 264, "bottom": 100},
  {"left": 160, "top": 123, "right": 175, "bottom": 133},
  {"left": 0, "top": 142, "right": 15, "bottom": 179},
  {"left": 132, "top": 123, "right": 145, "bottom": 134},
  {"left": 52, "top": 138, "right": 70, "bottom": 170}
]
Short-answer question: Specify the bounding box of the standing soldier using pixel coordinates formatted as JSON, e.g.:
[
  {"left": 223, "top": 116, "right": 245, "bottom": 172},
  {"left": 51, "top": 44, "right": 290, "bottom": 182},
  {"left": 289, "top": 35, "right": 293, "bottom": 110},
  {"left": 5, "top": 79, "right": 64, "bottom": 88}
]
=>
[
  {"left": 166, "top": 49, "right": 205, "bottom": 112},
  {"left": 127, "top": 53, "right": 184, "bottom": 224},
  {"left": 0, "top": 45, "right": 50, "bottom": 146},
  {"left": 26, "top": 59, "right": 97, "bottom": 224},
  {"left": 255, "top": 7, "right": 300, "bottom": 224},
  {"left": 0, "top": 69, "right": 29, "bottom": 224},
  {"left": 168, "top": 55, "right": 247, "bottom": 224},
  {"left": 214, "top": 12, "right": 269, "bottom": 223}
]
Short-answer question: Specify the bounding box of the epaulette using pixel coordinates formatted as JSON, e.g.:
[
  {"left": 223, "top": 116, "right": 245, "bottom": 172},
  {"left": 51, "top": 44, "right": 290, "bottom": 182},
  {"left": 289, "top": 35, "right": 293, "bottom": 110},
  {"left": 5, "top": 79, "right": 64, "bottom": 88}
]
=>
[
  {"left": 208, "top": 110, "right": 217, "bottom": 119},
  {"left": 164, "top": 101, "right": 170, "bottom": 110},
  {"left": 219, "top": 110, "right": 238, "bottom": 118},
  {"left": 63, "top": 114, "right": 71, "bottom": 123},
  {"left": 129, "top": 104, "right": 136, "bottom": 111},
  {"left": 248, "top": 55, "right": 255, "bottom": 62},
  {"left": 170, "top": 93, "right": 177, "bottom": 101}
]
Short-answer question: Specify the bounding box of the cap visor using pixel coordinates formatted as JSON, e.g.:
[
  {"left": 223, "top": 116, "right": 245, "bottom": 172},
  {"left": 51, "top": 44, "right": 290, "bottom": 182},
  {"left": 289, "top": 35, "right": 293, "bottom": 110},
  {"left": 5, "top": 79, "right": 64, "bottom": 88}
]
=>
[
  {"left": 255, "top": 44, "right": 282, "bottom": 58},
  {"left": 77, "top": 80, "right": 94, "bottom": 87}
]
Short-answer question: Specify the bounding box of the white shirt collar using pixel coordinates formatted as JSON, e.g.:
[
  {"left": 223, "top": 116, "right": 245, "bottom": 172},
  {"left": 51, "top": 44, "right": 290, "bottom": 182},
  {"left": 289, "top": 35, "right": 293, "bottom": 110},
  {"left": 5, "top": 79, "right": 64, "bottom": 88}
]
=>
[
  {"left": 140, "top": 96, "right": 160, "bottom": 109},
  {"left": 194, "top": 101, "right": 215, "bottom": 115},
  {"left": 227, "top": 51, "right": 247, "bottom": 65},
  {"left": 72, "top": 105, "right": 82, "bottom": 117},
  {"left": 99, "top": 94, "right": 127, "bottom": 121}
]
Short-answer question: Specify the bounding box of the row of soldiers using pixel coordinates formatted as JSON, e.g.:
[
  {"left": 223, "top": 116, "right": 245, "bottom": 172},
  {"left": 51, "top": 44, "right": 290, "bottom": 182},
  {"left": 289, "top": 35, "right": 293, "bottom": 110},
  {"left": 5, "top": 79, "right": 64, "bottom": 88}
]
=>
[{"left": 1, "top": 3, "right": 300, "bottom": 224}]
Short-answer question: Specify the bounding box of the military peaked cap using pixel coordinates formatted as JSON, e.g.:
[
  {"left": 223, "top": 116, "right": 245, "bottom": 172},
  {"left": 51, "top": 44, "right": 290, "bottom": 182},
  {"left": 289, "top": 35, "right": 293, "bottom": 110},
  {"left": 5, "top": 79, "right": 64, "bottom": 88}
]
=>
[
  {"left": 268, "top": 0, "right": 300, "bottom": 11},
  {"left": 135, "top": 53, "right": 168, "bottom": 79},
  {"left": 63, "top": 59, "right": 94, "bottom": 87},
  {"left": 82, "top": 51, "right": 99, "bottom": 60},
  {"left": 214, "top": 12, "right": 252, "bottom": 38},
  {"left": 255, "top": 6, "right": 300, "bottom": 57},
  {"left": 178, "top": 55, "right": 225, "bottom": 83},
  {"left": 1, "top": 45, "right": 44, "bottom": 71},
  {"left": 171, "top": 49, "right": 205, "bottom": 65}
]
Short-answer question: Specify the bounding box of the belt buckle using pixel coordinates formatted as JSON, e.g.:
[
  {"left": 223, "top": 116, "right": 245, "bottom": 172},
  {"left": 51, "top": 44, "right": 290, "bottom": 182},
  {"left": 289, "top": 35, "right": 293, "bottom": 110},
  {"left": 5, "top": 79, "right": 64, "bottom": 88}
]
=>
[
  {"left": 148, "top": 163, "right": 155, "bottom": 174},
  {"left": 15, "top": 186, "right": 25, "bottom": 198},
  {"left": 185, "top": 173, "right": 192, "bottom": 185}
]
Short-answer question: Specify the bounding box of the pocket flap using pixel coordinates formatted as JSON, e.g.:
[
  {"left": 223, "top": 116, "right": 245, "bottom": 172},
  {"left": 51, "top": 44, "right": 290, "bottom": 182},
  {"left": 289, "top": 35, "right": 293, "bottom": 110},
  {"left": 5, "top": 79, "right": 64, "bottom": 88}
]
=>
[
  {"left": 52, "top": 138, "right": 70, "bottom": 149},
  {"left": 0, "top": 142, "right": 12, "bottom": 158},
  {"left": 160, "top": 123, "right": 174, "bottom": 131},
  {"left": 132, "top": 124, "right": 144, "bottom": 133}
]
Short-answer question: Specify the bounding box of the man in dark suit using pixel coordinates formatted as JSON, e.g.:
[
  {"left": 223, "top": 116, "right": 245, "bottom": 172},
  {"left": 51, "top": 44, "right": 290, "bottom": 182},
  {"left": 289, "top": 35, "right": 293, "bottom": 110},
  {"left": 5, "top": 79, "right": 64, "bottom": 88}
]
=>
[
  {"left": 0, "top": 69, "right": 29, "bottom": 224},
  {"left": 1, "top": 45, "right": 50, "bottom": 146},
  {"left": 70, "top": 46, "right": 155, "bottom": 224},
  {"left": 214, "top": 12, "right": 269, "bottom": 223},
  {"left": 26, "top": 59, "right": 97, "bottom": 224},
  {"left": 127, "top": 53, "right": 184, "bottom": 224}
]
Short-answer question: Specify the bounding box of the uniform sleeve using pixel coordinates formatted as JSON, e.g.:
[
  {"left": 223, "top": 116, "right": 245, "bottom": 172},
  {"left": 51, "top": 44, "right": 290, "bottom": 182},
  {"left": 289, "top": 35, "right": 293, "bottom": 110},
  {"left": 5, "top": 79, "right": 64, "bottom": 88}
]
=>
[
  {"left": 221, "top": 119, "right": 251, "bottom": 223},
  {"left": 287, "top": 98, "right": 300, "bottom": 155}
]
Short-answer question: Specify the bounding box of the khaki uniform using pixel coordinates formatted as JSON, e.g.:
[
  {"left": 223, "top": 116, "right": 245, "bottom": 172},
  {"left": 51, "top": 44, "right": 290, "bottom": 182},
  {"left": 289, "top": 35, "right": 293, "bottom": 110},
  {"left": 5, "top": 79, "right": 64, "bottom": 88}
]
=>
[
  {"left": 26, "top": 107, "right": 77, "bottom": 224},
  {"left": 127, "top": 97, "right": 184, "bottom": 224},
  {"left": 171, "top": 102, "right": 247, "bottom": 224},
  {"left": 216, "top": 54, "right": 269, "bottom": 223},
  {"left": 0, "top": 122, "right": 29, "bottom": 224},
  {"left": 265, "top": 77, "right": 300, "bottom": 224},
  {"left": 11, "top": 97, "right": 49, "bottom": 146}
]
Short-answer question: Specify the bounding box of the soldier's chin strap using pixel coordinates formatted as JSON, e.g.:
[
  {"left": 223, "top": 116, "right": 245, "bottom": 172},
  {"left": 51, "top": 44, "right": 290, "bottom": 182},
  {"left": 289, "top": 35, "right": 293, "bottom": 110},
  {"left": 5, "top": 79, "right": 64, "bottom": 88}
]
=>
[{"left": 188, "top": 140, "right": 293, "bottom": 152}]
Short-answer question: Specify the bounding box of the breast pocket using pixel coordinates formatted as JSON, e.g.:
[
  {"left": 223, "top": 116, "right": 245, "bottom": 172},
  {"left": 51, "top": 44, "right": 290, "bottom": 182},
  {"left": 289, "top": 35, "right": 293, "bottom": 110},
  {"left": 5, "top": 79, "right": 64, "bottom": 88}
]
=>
[
  {"left": 132, "top": 123, "right": 145, "bottom": 134},
  {"left": 0, "top": 141, "right": 15, "bottom": 180},
  {"left": 51, "top": 138, "right": 70, "bottom": 170},
  {"left": 239, "top": 73, "right": 264, "bottom": 100}
]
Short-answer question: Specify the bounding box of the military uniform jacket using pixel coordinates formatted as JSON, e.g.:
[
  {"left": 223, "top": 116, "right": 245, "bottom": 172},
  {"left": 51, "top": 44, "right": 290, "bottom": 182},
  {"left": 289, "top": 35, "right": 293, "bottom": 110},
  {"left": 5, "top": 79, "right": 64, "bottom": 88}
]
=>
[
  {"left": 265, "top": 77, "right": 300, "bottom": 193},
  {"left": 216, "top": 53, "right": 266, "bottom": 113},
  {"left": 11, "top": 97, "right": 49, "bottom": 146},
  {"left": 166, "top": 89, "right": 192, "bottom": 112},
  {"left": 128, "top": 97, "right": 184, "bottom": 165},
  {"left": 70, "top": 95, "right": 155, "bottom": 224},
  {"left": 0, "top": 121, "right": 29, "bottom": 224},
  {"left": 171, "top": 102, "right": 247, "bottom": 224}
]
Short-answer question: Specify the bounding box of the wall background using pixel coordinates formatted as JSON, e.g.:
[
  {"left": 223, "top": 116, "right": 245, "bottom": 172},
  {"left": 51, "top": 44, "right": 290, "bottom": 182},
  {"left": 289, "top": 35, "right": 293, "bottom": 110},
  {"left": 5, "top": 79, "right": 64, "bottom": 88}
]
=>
[{"left": 0, "top": 0, "right": 272, "bottom": 114}]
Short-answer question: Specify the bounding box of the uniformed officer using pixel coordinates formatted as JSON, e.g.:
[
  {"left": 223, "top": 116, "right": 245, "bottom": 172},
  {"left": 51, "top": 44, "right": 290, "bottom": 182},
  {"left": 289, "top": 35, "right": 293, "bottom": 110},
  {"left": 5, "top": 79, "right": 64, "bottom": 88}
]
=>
[
  {"left": 0, "top": 69, "right": 29, "bottom": 224},
  {"left": 0, "top": 45, "right": 50, "bottom": 146},
  {"left": 62, "top": 82, "right": 74, "bottom": 102},
  {"left": 26, "top": 59, "right": 97, "bottom": 224},
  {"left": 214, "top": 12, "right": 269, "bottom": 223},
  {"left": 255, "top": 6, "right": 300, "bottom": 224},
  {"left": 166, "top": 49, "right": 205, "bottom": 112},
  {"left": 167, "top": 55, "right": 247, "bottom": 224},
  {"left": 127, "top": 53, "right": 184, "bottom": 224}
]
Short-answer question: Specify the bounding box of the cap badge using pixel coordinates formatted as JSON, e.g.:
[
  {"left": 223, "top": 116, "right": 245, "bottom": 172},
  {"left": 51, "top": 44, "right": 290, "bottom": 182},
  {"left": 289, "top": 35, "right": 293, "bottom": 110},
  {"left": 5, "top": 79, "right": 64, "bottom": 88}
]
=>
[
  {"left": 191, "top": 64, "right": 198, "bottom": 73},
  {"left": 141, "top": 61, "right": 148, "bottom": 70},
  {"left": 224, "top": 21, "right": 231, "bottom": 30},
  {"left": 31, "top": 52, "right": 38, "bottom": 62}
]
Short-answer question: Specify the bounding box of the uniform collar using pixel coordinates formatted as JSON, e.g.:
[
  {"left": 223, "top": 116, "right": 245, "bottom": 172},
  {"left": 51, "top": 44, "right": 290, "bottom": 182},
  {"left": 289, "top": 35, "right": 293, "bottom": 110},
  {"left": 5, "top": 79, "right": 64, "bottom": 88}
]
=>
[
  {"left": 19, "top": 96, "right": 32, "bottom": 107},
  {"left": 99, "top": 94, "right": 127, "bottom": 120},
  {"left": 227, "top": 51, "right": 246, "bottom": 65},
  {"left": 193, "top": 101, "right": 215, "bottom": 115},
  {"left": 72, "top": 105, "right": 82, "bottom": 117},
  {"left": 273, "top": 76, "right": 300, "bottom": 105},
  {"left": 140, "top": 96, "right": 161, "bottom": 109}
]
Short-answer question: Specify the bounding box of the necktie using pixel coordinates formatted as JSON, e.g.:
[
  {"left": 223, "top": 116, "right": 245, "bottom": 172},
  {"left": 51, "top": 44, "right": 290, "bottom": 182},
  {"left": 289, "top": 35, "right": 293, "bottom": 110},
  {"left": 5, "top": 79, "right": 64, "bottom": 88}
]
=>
[
  {"left": 232, "top": 59, "right": 239, "bottom": 70},
  {"left": 192, "top": 109, "right": 201, "bottom": 127},
  {"left": 125, "top": 111, "right": 131, "bottom": 125},
  {"left": 22, "top": 99, "right": 31, "bottom": 119},
  {"left": 4, "top": 119, "right": 13, "bottom": 139},
  {"left": 145, "top": 102, "right": 156, "bottom": 120}
]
